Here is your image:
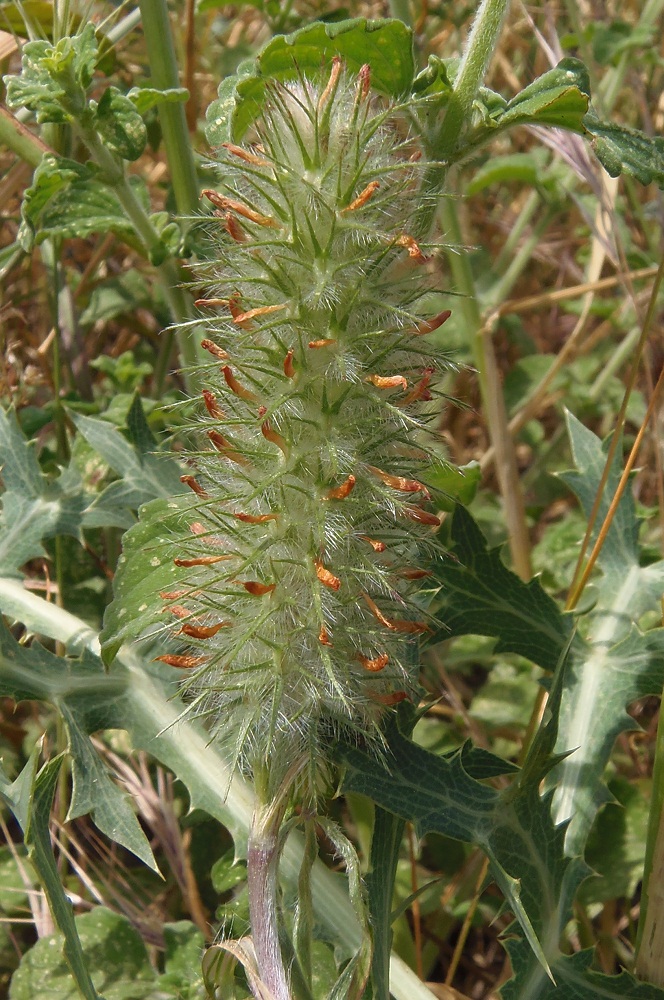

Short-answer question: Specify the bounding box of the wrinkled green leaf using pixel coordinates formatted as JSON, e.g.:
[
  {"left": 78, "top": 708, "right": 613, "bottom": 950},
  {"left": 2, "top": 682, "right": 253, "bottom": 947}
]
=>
[
  {"left": 94, "top": 87, "right": 147, "bottom": 161},
  {"left": 205, "top": 17, "right": 413, "bottom": 144},
  {"left": 495, "top": 58, "right": 590, "bottom": 132},
  {"left": 127, "top": 85, "right": 189, "bottom": 115},
  {"left": 4, "top": 24, "right": 98, "bottom": 123},
  {"left": 583, "top": 114, "right": 664, "bottom": 187},
  {"left": 430, "top": 505, "right": 572, "bottom": 671},
  {"left": 18, "top": 155, "right": 138, "bottom": 249}
]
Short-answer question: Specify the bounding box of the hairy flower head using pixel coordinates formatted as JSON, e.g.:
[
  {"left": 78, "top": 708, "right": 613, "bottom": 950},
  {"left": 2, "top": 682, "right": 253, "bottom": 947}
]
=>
[{"left": 104, "top": 62, "right": 455, "bottom": 799}]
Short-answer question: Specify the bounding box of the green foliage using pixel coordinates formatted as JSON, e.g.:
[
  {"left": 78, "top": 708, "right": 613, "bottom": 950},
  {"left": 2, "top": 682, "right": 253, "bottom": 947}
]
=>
[
  {"left": 3, "top": 4, "right": 664, "bottom": 999},
  {"left": 9, "top": 907, "right": 207, "bottom": 999},
  {"left": 431, "top": 504, "right": 572, "bottom": 671},
  {"left": 205, "top": 18, "right": 414, "bottom": 144}
]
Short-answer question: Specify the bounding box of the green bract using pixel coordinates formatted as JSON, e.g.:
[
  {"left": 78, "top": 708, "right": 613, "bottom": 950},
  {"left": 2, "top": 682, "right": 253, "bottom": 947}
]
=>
[{"left": 102, "top": 63, "right": 456, "bottom": 799}]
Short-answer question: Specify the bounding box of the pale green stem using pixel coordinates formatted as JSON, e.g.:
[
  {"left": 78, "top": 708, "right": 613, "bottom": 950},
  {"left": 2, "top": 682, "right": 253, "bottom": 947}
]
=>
[
  {"left": 137, "top": 0, "right": 199, "bottom": 217},
  {"left": 0, "top": 106, "right": 50, "bottom": 167},
  {"left": 493, "top": 189, "right": 540, "bottom": 273},
  {"left": 487, "top": 207, "right": 555, "bottom": 308},
  {"left": 81, "top": 130, "right": 199, "bottom": 387},
  {"left": 440, "top": 193, "right": 532, "bottom": 581},
  {"left": 413, "top": 0, "right": 510, "bottom": 239},
  {"left": 247, "top": 796, "right": 291, "bottom": 1000},
  {"left": 436, "top": 0, "right": 510, "bottom": 161}
]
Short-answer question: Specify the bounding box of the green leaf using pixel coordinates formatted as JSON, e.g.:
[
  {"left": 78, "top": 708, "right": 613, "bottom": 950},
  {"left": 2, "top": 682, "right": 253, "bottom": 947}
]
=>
[
  {"left": 0, "top": 621, "right": 156, "bottom": 870},
  {"left": 70, "top": 410, "right": 183, "bottom": 509},
  {"left": 583, "top": 114, "right": 664, "bottom": 187},
  {"left": 4, "top": 24, "right": 98, "bottom": 123},
  {"left": 205, "top": 17, "right": 413, "bottom": 144},
  {"left": 8, "top": 907, "right": 157, "bottom": 1000},
  {"left": 18, "top": 155, "right": 137, "bottom": 249},
  {"left": 548, "top": 414, "right": 664, "bottom": 855},
  {"left": 0, "top": 408, "right": 87, "bottom": 574},
  {"left": 430, "top": 505, "right": 572, "bottom": 671},
  {"left": 127, "top": 85, "right": 189, "bottom": 115},
  {"left": 466, "top": 153, "right": 543, "bottom": 195},
  {"left": 94, "top": 87, "right": 147, "bottom": 161},
  {"left": 495, "top": 58, "right": 590, "bottom": 131},
  {"left": 61, "top": 703, "right": 158, "bottom": 871},
  {"left": 0, "top": 406, "right": 142, "bottom": 575},
  {"left": 341, "top": 707, "right": 586, "bottom": 977},
  {"left": 502, "top": 943, "right": 664, "bottom": 1000},
  {"left": 99, "top": 494, "right": 203, "bottom": 663},
  {"left": 366, "top": 807, "right": 404, "bottom": 999},
  {"left": 424, "top": 461, "right": 480, "bottom": 510},
  {"left": 0, "top": 753, "right": 103, "bottom": 1000},
  {"left": 581, "top": 777, "right": 650, "bottom": 904},
  {"left": 157, "top": 922, "right": 207, "bottom": 998}
]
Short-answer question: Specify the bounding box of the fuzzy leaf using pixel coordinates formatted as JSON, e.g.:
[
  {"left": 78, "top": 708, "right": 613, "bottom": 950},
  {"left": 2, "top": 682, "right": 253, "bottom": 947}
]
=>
[
  {"left": 18, "top": 155, "right": 137, "bottom": 248},
  {"left": 583, "top": 114, "right": 664, "bottom": 187},
  {"left": 127, "top": 85, "right": 189, "bottom": 115},
  {"left": 94, "top": 86, "right": 147, "bottom": 161},
  {"left": 205, "top": 17, "right": 413, "bottom": 144},
  {"left": 3, "top": 24, "right": 98, "bottom": 122},
  {"left": 494, "top": 58, "right": 590, "bottom": 132},
  {"left": 430, "top": 505, "right": 572, "bottom": 671}
]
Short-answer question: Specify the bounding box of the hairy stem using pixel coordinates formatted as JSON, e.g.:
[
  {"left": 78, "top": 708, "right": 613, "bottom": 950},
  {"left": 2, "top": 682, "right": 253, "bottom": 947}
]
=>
[{"left": 248, "top": 799, "right": 291, "bottom": 1000}]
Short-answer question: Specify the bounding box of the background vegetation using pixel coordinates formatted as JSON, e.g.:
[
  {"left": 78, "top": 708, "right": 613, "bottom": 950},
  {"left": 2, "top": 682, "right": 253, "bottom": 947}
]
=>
[{"left": 0, "top": 0, "right": 663, "bottom": 997}]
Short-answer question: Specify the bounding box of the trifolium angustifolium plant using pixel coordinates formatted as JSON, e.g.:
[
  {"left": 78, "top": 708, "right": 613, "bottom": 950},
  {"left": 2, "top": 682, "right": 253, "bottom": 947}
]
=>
[{"left": 102, "top": 59, "right": 455, "bottom": 803}]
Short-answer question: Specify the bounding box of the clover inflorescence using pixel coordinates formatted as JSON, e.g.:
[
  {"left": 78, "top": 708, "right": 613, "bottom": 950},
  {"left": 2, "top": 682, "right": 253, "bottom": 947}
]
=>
[{"left": 153, "top": 60, "right": 453, "bottom": 792}]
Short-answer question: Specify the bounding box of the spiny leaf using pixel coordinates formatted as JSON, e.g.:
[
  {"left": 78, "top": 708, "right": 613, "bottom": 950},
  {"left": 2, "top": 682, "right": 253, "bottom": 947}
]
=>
[
  {"left": 0, "top": 623, "right": 156, "bottom": 870},
  {"left": 0, "top": 753, "right": 103, "bottom": 1000},
  {"left": 70, "top": 409, "right": 183, "bottom": 508},
  {"left": 205, "top": 17, "right": 413, "bottom": 144},
  {"left": 502, "top": 942, "right": 664, "bottom": 999},
  {"left": 430, "top": 504, "right": 572, "bottom": 671},
  {"left": 340, "top": 708, "right": 582, "bottom": 975},
  {"left": 0, "top": 408, "right": 87, "bottom": 574}
]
